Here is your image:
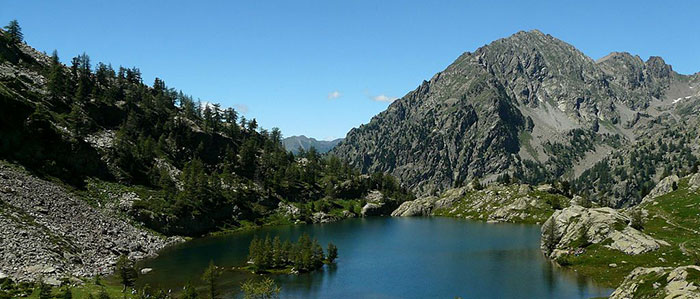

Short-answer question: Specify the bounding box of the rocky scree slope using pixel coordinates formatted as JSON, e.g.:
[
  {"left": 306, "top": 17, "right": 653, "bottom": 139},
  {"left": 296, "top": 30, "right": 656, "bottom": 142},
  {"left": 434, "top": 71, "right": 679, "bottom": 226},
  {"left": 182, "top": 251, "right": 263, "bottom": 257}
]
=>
[
  {"left": 0, "top": 162, "right": 181, "bottom": 283},
  {"left": 332, "top": 30, "right": 700, "bottom": 207}
]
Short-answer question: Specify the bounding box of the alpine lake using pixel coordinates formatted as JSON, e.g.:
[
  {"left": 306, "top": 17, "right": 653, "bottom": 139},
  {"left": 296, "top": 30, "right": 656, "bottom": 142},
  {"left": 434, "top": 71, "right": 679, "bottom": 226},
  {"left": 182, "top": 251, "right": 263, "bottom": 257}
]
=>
[{"left": 136, "top": 217, "right": 612, "bottom": 298}]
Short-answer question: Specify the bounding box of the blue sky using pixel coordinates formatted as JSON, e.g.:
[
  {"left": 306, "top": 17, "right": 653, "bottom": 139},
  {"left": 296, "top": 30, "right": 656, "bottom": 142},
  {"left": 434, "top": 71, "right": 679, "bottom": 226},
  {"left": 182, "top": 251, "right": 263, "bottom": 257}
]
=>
[{"left": 3, "top": 1, "right": 699, "bottom": 140}]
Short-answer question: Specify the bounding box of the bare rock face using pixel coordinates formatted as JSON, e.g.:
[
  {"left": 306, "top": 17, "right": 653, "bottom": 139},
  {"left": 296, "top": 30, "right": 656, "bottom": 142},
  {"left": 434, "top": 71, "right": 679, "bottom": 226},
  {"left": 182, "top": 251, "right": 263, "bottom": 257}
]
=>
[
  {"left": 642, "top": 175, "right": 679, "bottom": 203},
  {"left": 609, "top": 266, "right": 700, "bottom": 299},
  {"left": 541, "top": 205, "right": 667, "bottom": 258},
  {"left": 331, "top": 30, "right": 700, "bottom": 207}
]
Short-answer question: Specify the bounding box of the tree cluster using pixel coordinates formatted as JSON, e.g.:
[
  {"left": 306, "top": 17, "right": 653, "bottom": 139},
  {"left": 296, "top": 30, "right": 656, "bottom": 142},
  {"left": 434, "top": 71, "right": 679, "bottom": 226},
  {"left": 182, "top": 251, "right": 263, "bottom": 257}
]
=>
[{"left": 248, "top": 234, "right": 337, "bottom": 273}]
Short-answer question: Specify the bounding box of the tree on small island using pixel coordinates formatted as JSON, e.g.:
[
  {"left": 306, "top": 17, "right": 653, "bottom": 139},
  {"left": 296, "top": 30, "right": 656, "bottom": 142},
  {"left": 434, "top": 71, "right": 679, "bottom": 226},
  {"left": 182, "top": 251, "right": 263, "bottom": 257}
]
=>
[
  {"left": 247, "top": 234, "right": 337, "bottom": 273},
  {"left": 327, "top": 242, "right": 338, "bottom": 263}
]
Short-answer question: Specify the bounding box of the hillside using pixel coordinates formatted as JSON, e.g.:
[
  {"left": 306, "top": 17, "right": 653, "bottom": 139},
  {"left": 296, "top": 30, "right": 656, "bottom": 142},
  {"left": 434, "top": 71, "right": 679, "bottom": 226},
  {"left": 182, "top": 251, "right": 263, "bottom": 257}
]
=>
[
  {"left": 332, "top": 30, "right": 700, "bottom": 207},
  {"left": 541, "top": 173, "right": 700, "bottom": 288},
  {"left": 282, "top": 135, "right": 343, "bottom": 154},
  {"left": 0, "top": 29, "right": 412, "bottom": 238}
]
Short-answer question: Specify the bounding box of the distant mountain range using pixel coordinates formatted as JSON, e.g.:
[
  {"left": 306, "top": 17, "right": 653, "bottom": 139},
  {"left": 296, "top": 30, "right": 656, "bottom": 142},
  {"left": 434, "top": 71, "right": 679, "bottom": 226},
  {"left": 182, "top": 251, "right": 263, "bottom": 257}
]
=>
[{"left": 282, "top": 135, "right": 343, "bottom": 154}]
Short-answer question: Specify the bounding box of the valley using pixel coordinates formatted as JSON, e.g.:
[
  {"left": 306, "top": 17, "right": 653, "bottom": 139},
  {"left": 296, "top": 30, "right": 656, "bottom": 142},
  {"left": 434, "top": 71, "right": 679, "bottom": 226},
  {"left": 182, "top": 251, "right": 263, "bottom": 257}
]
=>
[{"left": 1, "top": 18, "right": 700, "bottom": 298}]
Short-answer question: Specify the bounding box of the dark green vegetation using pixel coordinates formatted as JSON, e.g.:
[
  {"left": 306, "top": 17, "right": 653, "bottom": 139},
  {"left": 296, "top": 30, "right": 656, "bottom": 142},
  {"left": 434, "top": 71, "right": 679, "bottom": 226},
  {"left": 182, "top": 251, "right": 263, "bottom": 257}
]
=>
[
  {"left": 0, "top": 24, "right": 411, "bottom": 237},
  {"left": 246, "top": 234, "right": 336, "bottom": 273},
  {"left": 553, "top": 177, "right": 700, "bottom": 287},
  {"left": 574, "top": 128, "right": 699, "bottom": 207}
]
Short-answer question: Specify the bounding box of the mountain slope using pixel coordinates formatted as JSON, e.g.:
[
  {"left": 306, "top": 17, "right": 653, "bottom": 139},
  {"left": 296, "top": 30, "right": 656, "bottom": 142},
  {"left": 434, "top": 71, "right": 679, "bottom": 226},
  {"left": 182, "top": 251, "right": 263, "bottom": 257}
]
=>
[
  {"left": 282, "top": 135, "right": 343, "bottom": 154},
  {"left": 0, "top": 29, "right": 411, "bottom": 239},
  {"left": 332, "top": 30, "right": 700, "bottom": 206}
]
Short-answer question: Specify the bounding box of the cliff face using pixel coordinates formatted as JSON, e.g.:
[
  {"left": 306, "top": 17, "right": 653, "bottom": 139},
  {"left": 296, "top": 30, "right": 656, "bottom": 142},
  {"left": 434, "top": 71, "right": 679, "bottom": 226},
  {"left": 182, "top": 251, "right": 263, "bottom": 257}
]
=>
[{"left": 332, "top": 30, "right": 700, "bottom": 206}]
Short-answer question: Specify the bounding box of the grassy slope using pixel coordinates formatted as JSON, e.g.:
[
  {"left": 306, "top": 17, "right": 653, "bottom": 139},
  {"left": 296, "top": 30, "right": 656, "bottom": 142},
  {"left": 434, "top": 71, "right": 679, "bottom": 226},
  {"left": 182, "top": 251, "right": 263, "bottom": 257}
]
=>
[
  {"left": 559, "top": 178, "right": 700, "bottom": 288},
  {"left": 432, "top": 185, "right": 570, "bottom": 224}
]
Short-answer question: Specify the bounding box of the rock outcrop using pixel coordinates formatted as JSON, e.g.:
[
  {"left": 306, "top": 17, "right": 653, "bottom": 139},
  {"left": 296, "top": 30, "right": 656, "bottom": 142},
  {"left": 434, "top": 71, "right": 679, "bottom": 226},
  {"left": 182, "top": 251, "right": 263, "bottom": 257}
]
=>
[
  {"left": 541, "top": 205, "right": 667, "bottom": 258},
  {"left": 0, "top": 163, "right": 181, "bottom": 283},
  {"left": 642, "top": 175, "right": 679, "bottom": 202},
  {"left": 360, "top": 190, "right": 398, "bottom": 217},
  {"left": 609, "top": 266, "right": 700, "bottom": 299},
  {"left": 391, "top": 196, "right": 437, "bottom": 217}
]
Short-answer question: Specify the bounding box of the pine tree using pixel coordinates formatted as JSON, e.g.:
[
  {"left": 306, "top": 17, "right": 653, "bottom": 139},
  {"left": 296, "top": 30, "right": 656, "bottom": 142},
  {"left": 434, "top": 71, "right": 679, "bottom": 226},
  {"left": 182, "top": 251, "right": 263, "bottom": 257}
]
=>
[
  {"left": 272, "top": 236, "right": 283, "bottom": 268},
  {"left": 202, "top": 261, "right": 221, "bottom": 299},
  {"left": 241, "top": 277, "right": 281, "bottom": 299},
  {"left": 327, "top": 242, "right": 338, "bottom": 263},
  {"left": 248, "top": 118, "right": 258, "bottom": 131},
  {"left": 4, "top": 19, "right": 23, "bottom": 43},
  {"left": 115, "top": 255, "right": 137, "bottom": 292},
  {"left": 48, "top": 50, "right": 66, "bottom": 97},
  {"left": 182, "top": 282, "right": 198, "bottom": 299}
]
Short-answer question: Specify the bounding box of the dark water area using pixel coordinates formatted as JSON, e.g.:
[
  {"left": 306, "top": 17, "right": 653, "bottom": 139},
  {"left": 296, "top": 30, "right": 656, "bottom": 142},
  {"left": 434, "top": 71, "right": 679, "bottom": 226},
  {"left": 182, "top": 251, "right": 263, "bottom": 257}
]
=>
[{"left": 137, "top": 217, "right": 612, "bottom": 298}]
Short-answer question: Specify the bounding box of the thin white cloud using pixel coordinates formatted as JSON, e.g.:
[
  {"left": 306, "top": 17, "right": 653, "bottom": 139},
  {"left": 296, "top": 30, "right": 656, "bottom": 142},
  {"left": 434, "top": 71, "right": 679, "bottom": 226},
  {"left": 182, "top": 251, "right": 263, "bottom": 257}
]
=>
[
  {"left": 372, "top": 94, "right": 398, "bottom": 103},
  {"left": 233, "top": 104, "right": 249, "bottom": 114},
  {"left": 327, "top": 90, "right": 342, "bottom": 100}
]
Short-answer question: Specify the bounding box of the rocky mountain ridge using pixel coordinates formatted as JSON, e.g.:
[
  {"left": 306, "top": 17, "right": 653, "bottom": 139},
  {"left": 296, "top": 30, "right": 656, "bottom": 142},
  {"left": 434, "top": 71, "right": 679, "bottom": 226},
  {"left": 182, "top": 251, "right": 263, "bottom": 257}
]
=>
[
  {"left": 282, "top": 135, "right": 343, "bottom": 154},
  {"left": 332, "top": 30, "right": 700, "bottom": 207}
]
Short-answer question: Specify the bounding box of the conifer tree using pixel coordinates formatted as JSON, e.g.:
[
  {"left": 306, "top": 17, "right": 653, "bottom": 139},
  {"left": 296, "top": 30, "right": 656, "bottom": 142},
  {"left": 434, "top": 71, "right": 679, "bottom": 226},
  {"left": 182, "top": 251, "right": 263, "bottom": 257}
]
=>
[
  {"left": 115, "top": 254, "right": 137, "bottom": 292},
  {"left": 202, "top": 261, "right": 221, "bottom": 299},
  {"left": 182, "top": 282, "right": 198, "bottom": 299},
  {"left": 327, "top": 242, "right": 338, "bottom": 263},
  {"left": 4, "top": 19, "right": 23, "bottom": 43},
  {"left": 48, "top": 50, "right": 66, "bottom": 97}
]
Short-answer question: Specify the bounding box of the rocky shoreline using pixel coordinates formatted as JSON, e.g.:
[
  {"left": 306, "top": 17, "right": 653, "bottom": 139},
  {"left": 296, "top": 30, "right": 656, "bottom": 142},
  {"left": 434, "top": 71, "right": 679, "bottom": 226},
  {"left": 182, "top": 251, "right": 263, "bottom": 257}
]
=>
[{"left": 0, "top": 163, "right": 183, "bottom": 284}]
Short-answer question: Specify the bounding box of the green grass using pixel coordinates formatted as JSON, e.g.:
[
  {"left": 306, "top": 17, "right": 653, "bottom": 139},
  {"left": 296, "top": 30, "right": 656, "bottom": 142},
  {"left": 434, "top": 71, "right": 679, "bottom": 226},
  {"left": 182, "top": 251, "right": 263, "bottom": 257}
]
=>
[{"left": 556, "top": 177, "right": 700, "bottom": 288}]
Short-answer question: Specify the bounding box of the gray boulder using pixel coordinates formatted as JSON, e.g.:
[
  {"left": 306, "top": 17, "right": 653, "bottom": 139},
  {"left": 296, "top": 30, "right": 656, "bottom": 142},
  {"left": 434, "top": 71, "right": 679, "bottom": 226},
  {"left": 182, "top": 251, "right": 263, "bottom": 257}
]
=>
[
  {"left": 643, "top": 175, "right": 679, "bottom": 203},
  {"left": 542, "top": 205, "right": 668, "bottom": 258},
  {"left": 361, "top": 203, "right": 386, "bottom": 217},
  {"left": 391, "top": 196, "right": 437, "bottom": 217}
]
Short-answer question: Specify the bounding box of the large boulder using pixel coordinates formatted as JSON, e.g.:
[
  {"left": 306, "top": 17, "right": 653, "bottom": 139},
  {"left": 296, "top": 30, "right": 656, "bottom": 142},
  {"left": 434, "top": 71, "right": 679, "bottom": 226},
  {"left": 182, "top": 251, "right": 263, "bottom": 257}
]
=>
[
  {"left": 689, "top": 173, "right": 700, "bottom": 192},
  {"left": 360, "top": 190, "right": 398, "bottom": 216},
  {"left": 361, "top": 203, "right": 386, "bottom": 217},
  {"left": 541, "top": 206, "right": 667, "bottom": 258},
  {"left": 609, "top": 266, "right": 700, "bottom": 299},
  {"left": 391, "top": 196, "right": 437, "bottom": 217},
  {"left": 642, "top": 175, "right": 679, "bottom": 203}
]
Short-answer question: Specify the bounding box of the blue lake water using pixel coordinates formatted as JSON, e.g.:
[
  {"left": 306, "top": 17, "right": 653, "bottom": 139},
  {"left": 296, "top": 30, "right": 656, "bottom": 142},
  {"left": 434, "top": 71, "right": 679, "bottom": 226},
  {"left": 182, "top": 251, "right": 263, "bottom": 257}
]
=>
[{"left": 137, "top": 217, "right": 612, "bottom": 298}]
